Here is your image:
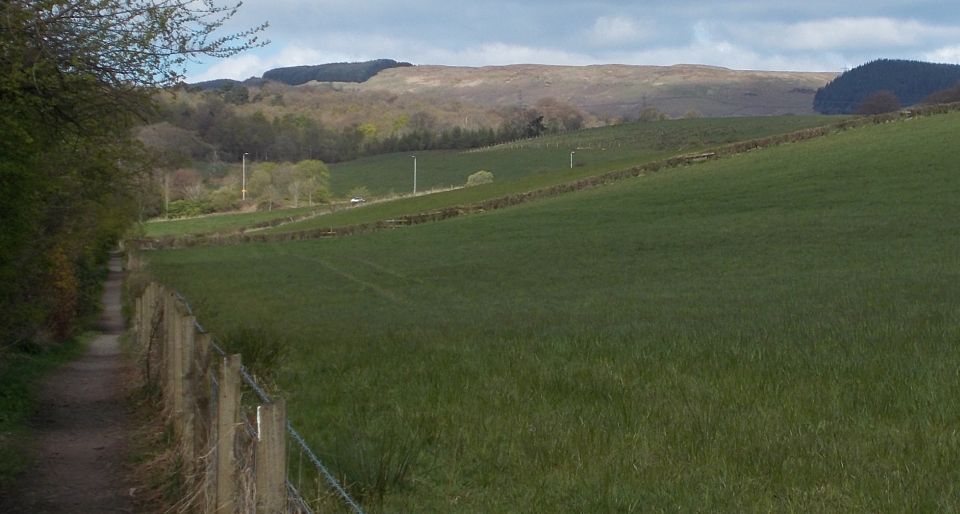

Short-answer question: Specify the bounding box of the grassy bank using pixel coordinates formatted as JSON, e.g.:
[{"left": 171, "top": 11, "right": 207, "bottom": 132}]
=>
[
  {"left": 147, "top": 112, "right": 960, "bottom": 512},
  {"left": 142, "top": 205, "right": 323, "bottom": 239}
]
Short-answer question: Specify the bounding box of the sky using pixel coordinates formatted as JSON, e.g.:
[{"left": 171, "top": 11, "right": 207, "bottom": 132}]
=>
[{"left": 186, "top": 0, "right": 960, "bottom": 82}]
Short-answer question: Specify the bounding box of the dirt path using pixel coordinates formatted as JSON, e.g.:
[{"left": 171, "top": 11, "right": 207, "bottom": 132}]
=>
[{"left": 2, "top": 253, "right": 132, "bottom": 513}]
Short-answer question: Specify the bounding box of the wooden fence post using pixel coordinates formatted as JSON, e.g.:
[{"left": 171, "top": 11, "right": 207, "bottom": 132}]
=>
[
  {"left": 134, "top": 296, "right": 142, "bottom": 342},
  {"left": 163, "top": 290, "right": 176, "bottom": 415},
  {"left": 216, "top": 354, "right": 242, "bottom": 514},
  {"left": 194, "top": 331, "right": 212, "bottom": 456},
  {"left": 256, "top": 399, "right": 287, "bottom": 514},
  {"left": 194, "top": 332, "right": 215, "bottom": 514},
  {"left": 170, "top": 301, "right": 184, "bottom": 425},
  {"left": 179, "top": 313, "right": 197, "bottom": 465}
]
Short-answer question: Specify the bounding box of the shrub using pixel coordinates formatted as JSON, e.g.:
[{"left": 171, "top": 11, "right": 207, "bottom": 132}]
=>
[
  {"left": 921, "top": 83, "right": 960, "bottom": 105},
  {"left": 166, "top": 199, "right": 215, "bottom": 219},
  {"left": 348, "top": 186, "right": 370, "bottom": 200},
  {"left": 855, "top": 90, "right": 901, "bottom": 115},
  {"left": 466, "top": 170, "right": 494, "bottom": 187}
]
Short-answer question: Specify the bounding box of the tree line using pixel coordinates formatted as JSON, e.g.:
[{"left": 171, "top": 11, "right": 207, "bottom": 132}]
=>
[
  {"left": 151, "top": 93, "right": 586, "bottom": 165},
  {"left": 814, "top": 59, "right": 960, "bottom": 114},
  {"left": 0, "top": 1, "right": 264, "bottom": 348}
]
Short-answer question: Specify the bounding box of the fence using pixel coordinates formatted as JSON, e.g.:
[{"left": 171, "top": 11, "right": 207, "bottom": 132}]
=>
[{"left": 132, "top": 280, "right": 365, "bottom": 513}]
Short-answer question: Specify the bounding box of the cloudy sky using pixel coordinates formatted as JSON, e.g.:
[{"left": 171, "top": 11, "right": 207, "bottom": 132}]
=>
[{"left": 186, "top": 0, "right": 960, "bottom": 81}]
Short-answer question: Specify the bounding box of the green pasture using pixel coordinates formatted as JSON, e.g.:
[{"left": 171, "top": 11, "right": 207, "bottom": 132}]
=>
[
  {"left": 330, "top": 115, "right": 837, "bottom": 196},
  {"left": 141, "top": 205, "right": 322, "bottom": 238},
  {"left": 143, "top": 116, "right": 838, "bottom": 240},
  {"left": 147, "top": 112, "right": 960, "bottom": 512},
  {"left": 274, "top": 115, "right": 840, "bottom": 234}
]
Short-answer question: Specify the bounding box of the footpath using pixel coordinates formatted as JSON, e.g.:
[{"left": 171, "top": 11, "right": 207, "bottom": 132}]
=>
[{"left": 1, "top": 253, "right": 132, "bottom": 513}]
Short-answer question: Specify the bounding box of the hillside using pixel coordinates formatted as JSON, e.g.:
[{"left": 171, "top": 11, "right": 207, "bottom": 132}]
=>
[
  {"left": 347, "top": 63, "right": 836, "bottom": 118},
  {"left": 814, "top": 59, "right": 960, "bottom": 114},
  {"left": 262, "top": 59, "right": 412, "bottom": 86},
  {"left": 147, "top": 111, "right": 960, "bottom": 512}
]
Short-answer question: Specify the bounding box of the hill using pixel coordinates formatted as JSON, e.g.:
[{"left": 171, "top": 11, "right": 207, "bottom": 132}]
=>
[
  {"left": 145, "top": 110, "right": 960, "bottom": 512},
  {"left": 814, "top": 59, "right": 960, "bottom": 114},
  {"left": 348, "top": 63, "right": 837, "bottom": 118},
  {"left": 261, "top": 59, "right": 412, "bottom": 86}
]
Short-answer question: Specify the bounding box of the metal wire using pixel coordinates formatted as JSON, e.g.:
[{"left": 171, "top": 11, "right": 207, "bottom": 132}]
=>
[
  {"left": 165, "top": 286, "right": 365, "bottom": 514},
  {"left": 287, "top": 423, "right": 366, "bottom": 514},
  {"left": 239, "top": 367, "right": 273, "bottom": 404},
  {"left": 287, "top": 480, "right": 315, "bottom": 514}
]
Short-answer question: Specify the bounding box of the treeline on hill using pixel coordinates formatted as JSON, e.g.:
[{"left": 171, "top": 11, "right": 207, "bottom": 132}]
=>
[
  {"left": 0, "top": 1, "right": 263, "bottom": 349},
  {"left": 262, "top": 59, "right": 412, "bottom": 86},
  {"left": 188, "top": 59, "right": 411, "bottom": 91},
  {"left": 814, "top": 59, "right": 960, "bottom": 114},
  {"left": 150, "top": 93, "right": 584, "bottom": 165}
]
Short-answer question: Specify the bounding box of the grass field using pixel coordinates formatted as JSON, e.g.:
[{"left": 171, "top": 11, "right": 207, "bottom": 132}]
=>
[
  {"left": 330, "top": 116, "right": 838, "bottom": 196},
  {"left": 143, "top": 116, "right": 838, "bottom": 240},
  {"left": 146, "top": 112, "right": 960, "bottom": 512},
  {"left": 141, "top": 205, "right": 322, "bottom": 238},
  {"left": 270, "top": 116, "right": 840, "bottom": 235}
]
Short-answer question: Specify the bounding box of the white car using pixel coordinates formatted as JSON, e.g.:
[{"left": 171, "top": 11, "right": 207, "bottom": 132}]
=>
[{"left": 350, "top": 197, "right": 366, "bottom": 205}]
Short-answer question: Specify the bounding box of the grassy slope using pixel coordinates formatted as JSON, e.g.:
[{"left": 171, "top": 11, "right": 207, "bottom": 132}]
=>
[
  {"left": 144, "top": 116, "right": 836, "bottom": 240},
  {"left": 141, "top": 205, "right": 321, "bottom": 238},
  {"left": 330, "top": 116, "right": 837, "bottom": 196},
  {"left": 147, "top": 112, "right": 960, "bottom": 512},
  {"left": 274, "top": 116, "right": 838, "bottom": 234}
]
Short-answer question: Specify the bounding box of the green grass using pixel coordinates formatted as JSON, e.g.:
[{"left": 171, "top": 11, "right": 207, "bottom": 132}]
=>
[
  {"left": 146, "top": 112, "right": 960, "bottom": 512},
  {"left": 331, "top": 116, "right": 838, "bottom": 197},
  {"left": 273, "top": 116, "right": 841, "bottom": 234},
  {"left": 141, "top": 205, "right": 321, "bottom": 238},
  {"left": 0, "top": 338, "right": 85, "bottom": 489},
  {"left": 143, "top": 116, "right": 839, "bottom": 240}
]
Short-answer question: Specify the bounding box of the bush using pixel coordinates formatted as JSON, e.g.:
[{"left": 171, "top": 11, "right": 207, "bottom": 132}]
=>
[
  {"left": 166, "top": 199, "right": 215, "bottom": 219},
  {"left": 855, "top": 90, "right": 901, "bottom": 115},
  {"left": 207, "top": 186, "right": 239, "bottom": 212},
  {"left": 466, "top": 170, "right": 494, "bottom": 187}
]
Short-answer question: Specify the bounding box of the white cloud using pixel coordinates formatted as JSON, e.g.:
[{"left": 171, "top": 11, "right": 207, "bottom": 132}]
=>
[
  {"left": 189, "top": 45, "right": 353, "bottom": 81},
  {"left": 726, "top": 17, "right": 960, "bottom": 51},
  {"left": 924, "top": 45, "right": 960, "bottom": 64},
  {"left": 425, "top": 43, "right": 596, "bottom": 67},
  {"left": 605, "top": 40, "right": 845, "bottom": 72},
  {"left": 586, "top": 16, "right": 652, "bottom": 46},
  {"left": 191, "top": 54, "right": 266, "bottom": 82}
]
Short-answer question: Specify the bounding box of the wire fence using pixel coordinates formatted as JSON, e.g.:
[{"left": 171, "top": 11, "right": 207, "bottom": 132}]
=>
[{"left": 137, "top": 282, "right": 365, "bottom": 514}]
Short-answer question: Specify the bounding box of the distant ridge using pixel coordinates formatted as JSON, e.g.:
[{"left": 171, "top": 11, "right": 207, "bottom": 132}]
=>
[
  {"left": 814, "top": 59, "right": 960, "bottom": 114},
  {"left": 187, "top": 59, "right": 412, "bottom": 90},
  {"left": 262, "top": 59, "right": 412, "bottom": 86}
]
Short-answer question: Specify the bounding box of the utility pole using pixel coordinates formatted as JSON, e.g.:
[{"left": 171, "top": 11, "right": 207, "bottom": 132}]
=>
[
  {"left": 411, "top": 155, "right": 417, "bottom": 194},
  {"left": 241, "top": 152, "right": 249, "bottom": 200},
  {"left": 164, "top": 172, "right": 170, "bottom": 218}
]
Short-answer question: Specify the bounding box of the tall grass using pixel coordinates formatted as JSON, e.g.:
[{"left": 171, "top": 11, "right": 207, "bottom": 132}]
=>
[{"left": 147, "top": 112, "right": 960, "bottom": 512}]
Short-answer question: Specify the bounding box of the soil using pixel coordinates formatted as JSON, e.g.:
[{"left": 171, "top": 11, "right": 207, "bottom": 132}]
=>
[{"left": 1, "top": 253, "right": 133, "bottom": 513}]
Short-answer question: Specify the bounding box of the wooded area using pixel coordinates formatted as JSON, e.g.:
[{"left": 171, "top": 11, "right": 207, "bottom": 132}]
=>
[
  {"left": 814, "top": 59, "right": 960, "bottom": 114},
  {"left": 0, "top": 0, "right": 264, "bottom": 349}
]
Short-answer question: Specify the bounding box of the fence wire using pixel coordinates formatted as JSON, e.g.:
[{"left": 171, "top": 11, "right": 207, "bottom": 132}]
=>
[{"left": 171, "top": 289, "right": 366, "bottom": 514}]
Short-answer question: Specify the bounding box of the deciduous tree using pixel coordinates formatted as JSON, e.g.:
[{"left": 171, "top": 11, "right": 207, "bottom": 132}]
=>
[{"left": 0, "top": 0, "right": 265, "bottom": 345}]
